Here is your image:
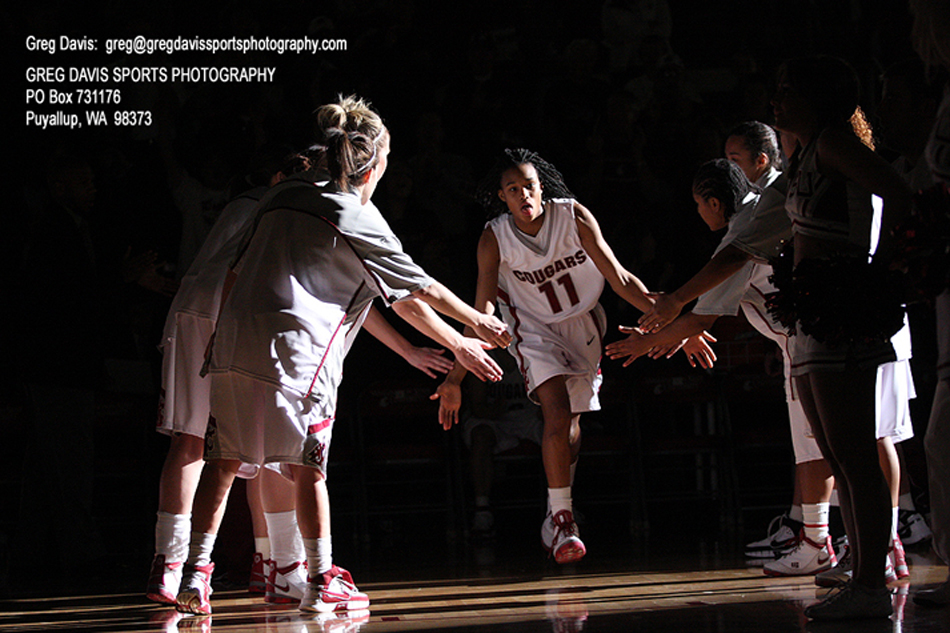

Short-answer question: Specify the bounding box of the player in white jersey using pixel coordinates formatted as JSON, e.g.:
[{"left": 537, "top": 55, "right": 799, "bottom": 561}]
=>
[
  {"left": 608, "top": 156, "right": 916, "bottom": 582},
  {"left": 634, "top": 123, "right": 917, "bottom": 577},
  {"left": 150, "top": 149, "right": 308, "bottom": 605},
  {"left": 433, "top": 148, "right": 661, "bottom": 564},
  {"left": 173, "top": 96, "right": 511, "bottom": 616},
  {"left": 148, "top": 148, "right": 458, "bottom": 607}
]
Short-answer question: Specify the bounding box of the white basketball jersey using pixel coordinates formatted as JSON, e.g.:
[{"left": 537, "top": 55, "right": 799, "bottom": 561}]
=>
[{"left": 488, "top": 198, "right": 604, "bottom": 324}]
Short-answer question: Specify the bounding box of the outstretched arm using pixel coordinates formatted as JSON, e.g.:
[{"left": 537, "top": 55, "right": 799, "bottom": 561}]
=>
[
  {"left": 362, "top": 305, "right": 454, "bottom": 378},
  {"left": 639, "top": 245, "right": 751, "bottom": 332},
  {"left": 391, "top": 297, "right": 502, "bottom": 383},
  {"left": 574, "top": 202, "right": 654, "bottom": 313},
  {"left": 647, "top": 331, "right": 719, "bottom": 368},
  {"left": 605, "top": 311, "right": 718, "bottom": 367},
  {"left": 411, "top": 280, "right": 511, "bottom": 350},
  {"left": 431, "top": 228, "right": 505, "bottom": 429}
]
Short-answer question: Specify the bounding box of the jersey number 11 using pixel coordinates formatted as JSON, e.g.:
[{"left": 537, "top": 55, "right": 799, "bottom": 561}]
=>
[{"left": 538, "top": 273, "right": 579, "bottom": 314}]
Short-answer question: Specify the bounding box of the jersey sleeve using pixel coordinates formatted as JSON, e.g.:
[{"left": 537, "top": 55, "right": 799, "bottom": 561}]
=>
[
  {"left": 728, "top": 186, "right": 792, "bottom": 261},
  {"left": 353, "top": 238, "right": 434, "bottom": 305},
  {"left": 692, "top": 260, "right": 756, "bottom": 317},
  {"left": 337, "top": 203, "right": 435, "bottom": 306}
]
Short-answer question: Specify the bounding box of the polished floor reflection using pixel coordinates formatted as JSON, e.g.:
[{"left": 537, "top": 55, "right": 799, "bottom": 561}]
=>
[{"left": 3, "top": 546, "right": 947, "bottom": 633}]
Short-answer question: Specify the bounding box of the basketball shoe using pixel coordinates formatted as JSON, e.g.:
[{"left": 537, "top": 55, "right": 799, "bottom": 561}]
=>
[
  {"left": 542, "top": 510, "right": 586, "bottom": 564},
  {"left": 300, "top": 566, "right": 370, "bottom": 613},
  {"left": 745, "top": 513, "right": 802, "bottom": 559},
  {"left": 763, "top": 533, "right": 836, "bottom": 576},
  {"left": 266, "top": 560, "right": 309, "bottom": 603},
  {"left": 147, "top": 554, "right": 183, "bottom": 605},
  {"left": 249, "top": 552, "right": 271, "bottom": 594},
  {"left": 889, "top": 535, "right": 909, "bottom": 580},
  {"left": 897, "top": 509, "right": 932, "bottom": 546},
  {"left": 176, "top": 562, "right": 214, "bottom": 615}
]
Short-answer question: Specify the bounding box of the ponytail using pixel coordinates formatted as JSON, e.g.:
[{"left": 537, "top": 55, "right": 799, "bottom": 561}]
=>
[
  {"left": 313, "top": 95, "right": 387, "bottom": 191},
  {"left": 850, "top": 106, "right": 874, "bottom": 150}
]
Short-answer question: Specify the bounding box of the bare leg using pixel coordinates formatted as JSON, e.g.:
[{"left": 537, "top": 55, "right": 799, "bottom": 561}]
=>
[
  {"left": 535, "top": 375, "right": 574, "bottom": 489},
  {"left": 158, "top": 433, "right": 206, "bottom": 515},
  {"left": 877, "top": 436, "right": 901, "bottom": 508},
  {"left": 190, "top": 459, "right": 242, "bottom": 535},
  {"left": 796, "top": 369, "right": 890, "bottom": 591},
  {"left": 260, "top": 467, "right": 296, "bottom": 514},
  {"left": 569, "top": 414, "right": 582, "bottom": 465},
  {"left": 247, "top": 472, "right": 267, "bottom": 538},
  {"left": 290, "top": 465, "right": 331, "bottom": 539},
  {"left": 798, "top": 458, "right": 834, "bottom": 505}
]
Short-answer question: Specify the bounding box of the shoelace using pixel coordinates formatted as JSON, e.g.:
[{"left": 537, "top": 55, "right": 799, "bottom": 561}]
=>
[{"left": 552, "top": 511, "right": 577, "bottom": 538}]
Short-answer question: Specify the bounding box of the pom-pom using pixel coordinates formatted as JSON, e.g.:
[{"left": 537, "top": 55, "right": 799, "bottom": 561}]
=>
[{"left": 766, "top": 242, "right": 906, "bottom": 347}]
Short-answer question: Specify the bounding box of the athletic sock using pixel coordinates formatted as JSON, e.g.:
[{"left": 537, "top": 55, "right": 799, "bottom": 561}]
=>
[
  {"left": 254, "top": 537, "right": 271, "bottom": 561},
  {"left": 303, "top": 537, "right": 332, "bottom": 576},
  {"left": 891, "top": 506, "right": 900, "bottom": 544},
  {"left": 548, "top": 487, "right": 572, "bottom": 517},
  {"left": 155, "top": 511, "right": 191, "bottom": 563},
  {"left": 265, "top": 510, "right": 305, "bottom": 568},
  {"left": 188, "top": 532, "right": 217, "bottom": 567},
  {"left": 802, "top": 502, "right": 830, "bottom": 543}
]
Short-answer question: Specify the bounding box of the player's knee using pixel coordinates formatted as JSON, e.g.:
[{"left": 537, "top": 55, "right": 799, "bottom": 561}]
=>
[
  {"left": 169, "top": 432, "right": 206, "bottom": 463},
  {"left": 288, "top": 463, "right": 326, "bottom": 485}
]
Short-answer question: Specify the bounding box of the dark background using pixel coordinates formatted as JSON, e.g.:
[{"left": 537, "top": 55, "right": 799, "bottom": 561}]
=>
[{"left": 3, "top": 0, "right": 932, "bottom": 597}]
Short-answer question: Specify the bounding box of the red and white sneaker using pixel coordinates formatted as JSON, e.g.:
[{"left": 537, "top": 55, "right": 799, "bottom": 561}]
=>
[
  {"left": 889, "top": 535, "right": 909, "bottom": 580},
  {"left": 885, "top": 557, "right": 899, "bottom": 585},
  {"left": 147, "top": 554, "right": 183, "bottom": 605},
  {"left": 543, "top": 510, "right": 586, "bottom": 564},
  {"left": 300, "top": 566, "right": 370, "bottom": 613},
  {"left": 763, "top": 532, "right": 836, "bottom": 576},
  {"left": 249, "top": 552, "right": 271, "bottom": 594},
  {"left": 176, "top": 562, "right": 214, "bottom": 615},
  {"left": 266, "top": 560, "right": 308, "bottom": 603}
]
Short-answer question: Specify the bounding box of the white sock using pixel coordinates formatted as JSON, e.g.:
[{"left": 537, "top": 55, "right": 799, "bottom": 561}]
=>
[
  {"left": 155, "top": 511, "right": 191, "bottom": 563},
  {"left": 265, "top": 510, "right": 305, "bottom": 567},
  {"left": 789, "top": 504, "right": 804, "bottom": 523},
  {"left": 304, "top": 536, "right": 333, "bottom": 575},
  {"left": 548, "top": 487, "right": 572, "bottom": 516},
  {"left": 254, "top": 537, "right": 271, "bottom": 560},
  {"left": 829, "top": 489, "right": 840, "bottom": 506},
  {"left": 802, "top": 502, "right": 830, "bottom": 543},
  {"left": 899, "top": 493, "right": 916, "bottom": 512},
  {"left": 892, "top": 507, "right": 900, "bottom": 544},
  {"left": 188, "top": 532, "right": 217, "bottom": 567}
]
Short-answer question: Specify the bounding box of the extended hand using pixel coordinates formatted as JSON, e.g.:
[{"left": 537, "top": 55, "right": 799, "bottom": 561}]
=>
[
  {"left": 604, "top": 325, "right": 654, "bottom": 368},
  {"left": 404, "top": 347, "right": 454, "bottom": 378},
  {"left": 638, "top": 293, "right": 684, "bottom": 332},
  {"left": 430, "top": 380, "right": 463, "bottom": 430},
  {"left": 472, "top": 314, "right": 512, "bottom": 350},
  {"left": 680, "top": 331, "right": 717, "bottom": 369},
  {"left": 454, "top": 337, "right": 503, "bottom": 382}
]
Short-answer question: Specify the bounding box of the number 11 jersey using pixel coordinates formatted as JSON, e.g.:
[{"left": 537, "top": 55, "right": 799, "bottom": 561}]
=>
[{"left": 489, "top": 198, "right": 605, "bottom": 324}]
